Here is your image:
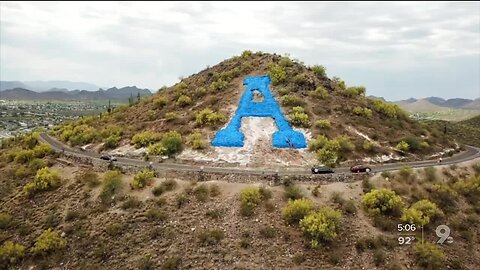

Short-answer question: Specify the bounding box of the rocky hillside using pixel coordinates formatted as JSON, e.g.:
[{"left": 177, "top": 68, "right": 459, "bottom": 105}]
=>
[{"left": 51, "top": 51, "right": 454, "bottom": 166}]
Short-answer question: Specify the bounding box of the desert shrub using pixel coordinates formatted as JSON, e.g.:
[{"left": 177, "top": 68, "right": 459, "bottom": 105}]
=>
[
  {"left": 308, "top": 135, "right": 329, "bottom": 152},
  {"left": 68, "top": 124, "right": 98, "bottom": 146},
  {"left": 21, "top": 133, "right": 39, "bottom": 149},
  {"left": 311, "top": 65, "right": 327, "bottom": 77},
  {"left": 316, "top": 140, "right": 341, "bottom": 167},
  {"left": 197, "top": 229, "right": 225, "bottom": 246},
  {"left": 0, "top": 241, "right": 25, "bottom": 267},
  {"left": 76, "top": 170, "right": 100, "bottom": 188},
  {"left": 152, "top": 185, "right": 165, "bottom": 196},
  {"left": 336, "top": 135, "right": 355, "bottom": 153},
  {"left": 362, "top": 189, "right": 404, "bottom": 217},
  {"left": 414, "top": 242, "right": 444, "bottom": 270},
  {"left": 99, "top": 170, "right": 122, "bottom": 204},
  {"left": 121, "top": 197, "right": 142, "bottom": 210},
  {"left": 188, "top": 132, "right": 206, "bottom": 150},
  {"left": 103, "top": 134, "right": 121, "bottom": 149},
  {"left": 258, "top": 186, "right": 272, "bottom": 201},
  {"left": 430, "top": 184, "right": 458, "bottom": 212},
  {"left": 31, "top": 228, "right": 67, "bottom": 256},
  {"left": 401, "top": 199, "right": 443, "bottom": 226},
  {"left": 23, "top": 167, "right": 61, "bottom": 196},
  {"left": 161, "top": 179, "right": 177, "bottom": 191},
  {"left": 240, "top": 187, "right": 262, "bottom": 216},
  {"left": 0, "top": 213, "right": 12, "bottom": 229},
  {"left": 342, "top": 200, "right": 357, "bottom": 215},
  {"left": 164, "top": 112, "right": 178, "bottom": 122},
  {"left": 345, "top": 86, "right": 366, "bottom": 97},
  {"left": 281, "top": 95, "right": 305, "bottom": 107},
  {"left": 106, "top": 223, "right": 124, "bottom": 236},
  {"left": 210, "top": 184, "right": 221, "bottom": 197},
  {"left": 370, "top": 99, "right": 404, "bottom": 119},
  {"left": 241, "top": 50, "right": 253, "bottom": 59},
  {"left": 99, "top": 124, "right": 123, "bottom": 139},
  {"left": 454, "top": 175, "right": 480, "bottom": 204},
  {"left": 132, "top": 131, "right": 161, "bottom": 148},
  {"left": 362, "top": 141, "right": 376, "bottom": 153},
  {"left": 259, "top": 225, "right": 277, "bottom": 238},
  {"left": 160, "top": 131, "right": 183, "bottom": 157},
  {"left": 148, "top": 143, "right": 166, "bottom": 156},
  {"left": 362, "top": 178, "right": 374, "bottom": 193},
  {"left": 381, "top": 171, "right": 393, "bottom": 179},
  {"left": 282, "top": 198, "right": 314, "bottom": 224},
  {"left": 309, "top": 86, "right": 328, "bottom": 99},
  {"left": 131, "top": 170, "right": 155, "bottom": 189},
  {"left": 312, "top": 185, "right": 321, "bottom": 197},
  {"left": 331, "top": 192, "right": 346, "bottom": 205},
  {"left": 15, "top": 165, "right": 33, "bottom": 179},
  {"left": 161, "top": 255, "right": 181, "bottom": 270},
  {"left": 193, "top": 184, "right": 210, "bottom": 202},
  {"left": 396, "top": 141, "right": 409, "bottom": 152},
  {"left": 284, "top": 184, "right": 304, "bottom": 200},
  {"left": 32, "top": 143, "right": 53, "bottom": 158},
  {"left": 14, "top": 149, "right": 35, "bottom": 164},
  {"left": 398, "top": 165, "right": 413, "bottom": 179},
  {"left": 353, "top": 107, "right": 373, "bottom": 118},
  {"left": 146, "top": 209, "right": 168, "bottom": 221},
  {"left": 209, "top": 78, "right": 229, "bottom": 92},
  {"left": 315, "top": 119, "right": 331, "bottom": 129},
  {"left": 206, "top": 209, "right": 224, "bottom": 219},
  {"left": 153, "top": 96, "right": 167, "bottom": 109},
  {"left": 472, "top": 163, "right": 480, "bottom": 174},
  {"left": 289, "top": 106, "right": 310, "bottom": 128},
  {"left": 332, "top": 76, "right": 346, "bottom": 90},
  {"left": 300, "top": 207, "right": 342, "bottom": 247},
  {"left": 195, "top": 108, "right": 226, "bottom": 126},
  {"left": 268, "top": 64, "right": 287, "bottom": 85},
  {"left": 423, "top": 167, "right": 437, "bottom": 182},
  {"left": 175, "top": 193, "right": 188, "bottom": 208},
  {"left": 176, "top": 95, "right": 192, "bottom": 107},
  {"left": 138, "top": 255, "right": 155, "bottom": 270},
  {"left": 355, "top": 235, "right": 395, "bottom": 252}
]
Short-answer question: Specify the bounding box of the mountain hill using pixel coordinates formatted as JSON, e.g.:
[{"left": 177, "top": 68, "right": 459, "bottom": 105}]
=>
[
  {"left": 395, "top": 97, "right": 480, "bottom": 110},
  {"left": 0, "top": 86, "right": 152, "bottom": 101},
  {"left": 52, "top": 51, "right": 454, "bottom": 167},
  {"left": 0, "top": 80, "right": 101, "bottom": 92}
]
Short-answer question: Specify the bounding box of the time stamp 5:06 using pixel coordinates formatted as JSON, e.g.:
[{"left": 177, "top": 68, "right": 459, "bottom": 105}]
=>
[{"left": 397, "top": 223, "right": 454, "bottom": 245}]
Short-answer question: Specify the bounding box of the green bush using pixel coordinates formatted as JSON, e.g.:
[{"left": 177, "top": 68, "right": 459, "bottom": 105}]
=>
[
  {"left": 353, "top": 107, "right": 373, "bottom": 118},
  {"left": 284, "top": 184, "right": 304, "bottom": 200},
  {"left": 32, "top": 143, "right": 53, "bottom": 158},
  {"left": 106, "top": 223, "right": 124, "bottom": 236},
  {"left": 23, "top": 167, "right": 61, "bottom": 196},
  {"left": 195, "top": 108, "right": 226, "bottom": 126},
  {"left": 0, "top": 241, "right": 25, "bottom": 267},
  {"left": 300, "top": 207, "right": 342, "bottom": 247},
  {"left": 268, "top": 64, "right": 287, "bottom": 85},
  {"left": 454, "top": 175, "right": 480, "bottom": 204},
  {"left": 396, "top": 141, "right": 409, "bottom": 152},
  {"left": 401, "top": 199, "right": 443, "bottom": 226},
  {"left": 31, "top": 228, "right": 67, "bottom": 256},
  {"left": 15, "top": 165, "right": 33, "bottom": 179},
  {"left": 240, "top": 187, "right": 262, "bottom": 216},
  {"left": 131, "top": 170, "right": 155, "bottom": 189},
  {"left": 193, "top": 184, "right": 210, "bottom": 202},
  {"left": 361, "top": 189, "right": 404, "bottom": 217},
  {"left": 311, "top": 65, "right": 327, "bottom": 77},
  {"left": 197, "top": 229, "right": 225, "bottom": 246},
  {"left": 176, "top": 95, "right": 192, "bottom": 107},
  {"left": 308, "top": 135, "right": 329, "bottom": 152},
  {"left": 430, "top": 184, "right": 458, "bottom": 212},
  {"left": 259, "top": 225, "right": 277, "bottom": 238},
  {"left": 309, "top": 86, "right": 329, "bottom": 99},
  {"left": 175, "top": 193, "right": 188, "bottom": 208},
  {"left": 132, "top": 131, "right": 161, "bottom": 148},
  {"left": 362, "top": 178, "right": 374, "bottom": 193},
  {"left": 14, "top": 149, "right": 35, "bottom": 164},
  {"left": 241, "top": 50, "right": 253, "bottom": 59},
  {"left": 288, "top": 106, "right": 310, "bottom": 128},
  {"left": 161, "top": 255, "right": 181, "bottom": 270},
  {"left": 315, "top": 119, "right": 331, "bottom": 129},
  {"left": 344, "top": 86, "right": 366, "bottom": 97},
  {"left": 281, "top": 95, "right": 305, "bottom": 107},
  {"left": 209, "top": 78, "right": 229, "bottom": 92},
  {"left": 336, "top": 135, "right": 355, "bottom": 153},
  {"left": 414, "top": 242, "right": 444, "bottom": 270},
  {"left": 103, "top": 134, "right": 121, "bottom": 149},
  {"left": 362, "top": 140, "right": 376, "bottom": 152},
  {"left": 370, "top": 99, "right": 404, "bottom": 119},
  {"left": 161, "top": 131, "right": 183, "bottom": 157},
  {"left": 146, "top": 209, "right": 168, "bottom": 221},
  {"left": 165, "top": 112, "right": 178, "bottom": 122},
  {"left": 0, "top": 213, "right": 12, "bottom": 229},
  {"left": 332, "top": 77, "right": 346, "bottom": 90},
  {"left": 188, "top": 132, "right": 206, "bottom": 150},
  {"left": 153, "top": 96, "right": 167, "bottom": 109},
  {"left": 148, "top": 143, "right": 166, "bottom": 156},
  {"left": 75, "top": 170, "right": 100, "bottom": 188},
  {"left": 282, "top": 198, "right": 314, "bottom": 224},
  {"left": 99, "top": 170, "right": 122, "bottom": 204}
]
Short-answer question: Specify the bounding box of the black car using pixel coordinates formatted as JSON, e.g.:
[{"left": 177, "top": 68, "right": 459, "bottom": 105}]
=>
[
  {"left": 350, "top": 165, "right": 372, "bottom": 173},
  {"left": 311, "top": 166, "right": 335, "bottom": 174},
  {"left": 100, "top": 154, "right": 117, "bottom": 161}
]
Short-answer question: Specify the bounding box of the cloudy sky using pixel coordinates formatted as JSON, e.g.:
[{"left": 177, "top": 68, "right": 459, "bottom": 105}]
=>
[{"left": 1, "top": 1, "right": 479, "bottom": 100}]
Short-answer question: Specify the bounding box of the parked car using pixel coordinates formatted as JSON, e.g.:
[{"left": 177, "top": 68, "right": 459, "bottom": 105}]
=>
[
  {"left": 350, "top": 165, "right": 372, "bottom": 173},
  {"left": 311, "top": 165, "right": 335, "bottom": 174},
  {"left": 100, "top": 154, "right": 117, "bottom": 161}
]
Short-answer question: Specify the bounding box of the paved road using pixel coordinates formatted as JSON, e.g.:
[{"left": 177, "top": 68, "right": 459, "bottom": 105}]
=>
[{"left": 39, "top": 133, "right": 480, "bottom": 176}]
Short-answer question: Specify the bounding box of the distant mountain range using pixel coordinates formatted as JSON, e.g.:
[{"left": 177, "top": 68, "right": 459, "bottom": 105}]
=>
[
  {"left": 0, "top": 86, "right": 152, "bottom": 101},
  {"left": 0, "top": 80, "right": 102, "bottom": 92},
  {"left": 394, "top": 97, "right": 480, "bottom": 111}
]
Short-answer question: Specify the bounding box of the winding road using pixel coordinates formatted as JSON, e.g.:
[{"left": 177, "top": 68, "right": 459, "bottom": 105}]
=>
[{"left": 39, "top": 133, "right": 480, "bottom": 176}]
